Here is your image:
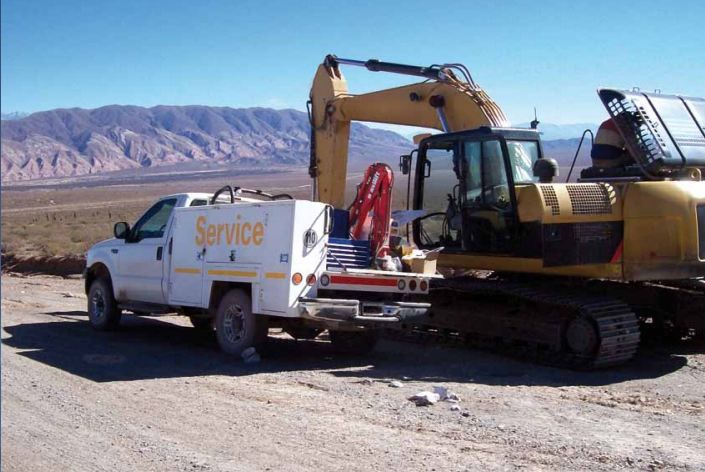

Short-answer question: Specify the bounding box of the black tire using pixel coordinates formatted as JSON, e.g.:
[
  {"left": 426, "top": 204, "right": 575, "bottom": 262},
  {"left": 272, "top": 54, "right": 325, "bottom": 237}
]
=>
[
  {"left": 329, "top": 330, "right": 379, "bottom": 355},
  {"left": 87, "top": 277, "right": 122, "bottom": 331},
  {"left": 189, "top": 316, "right": 213, "bottom": 331},
  {"left": 214, "top": 289, "right": 267, "bottom": 356}
]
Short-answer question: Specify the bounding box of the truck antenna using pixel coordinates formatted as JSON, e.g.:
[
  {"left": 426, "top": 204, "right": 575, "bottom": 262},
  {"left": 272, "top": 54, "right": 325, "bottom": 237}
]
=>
[{"left": 530, "top": 107, "right": 540, "bottom": 129}]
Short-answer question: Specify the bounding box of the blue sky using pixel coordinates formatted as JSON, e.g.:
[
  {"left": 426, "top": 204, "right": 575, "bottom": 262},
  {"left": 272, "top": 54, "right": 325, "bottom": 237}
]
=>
[{"left": 2, "top": 0, "right": 703, "bottom": 126}]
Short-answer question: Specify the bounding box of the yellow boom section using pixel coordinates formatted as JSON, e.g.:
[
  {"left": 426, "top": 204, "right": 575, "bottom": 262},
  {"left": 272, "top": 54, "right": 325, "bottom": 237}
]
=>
[{"left": 309, "top": 58, "right": 509, "bottom": 208}]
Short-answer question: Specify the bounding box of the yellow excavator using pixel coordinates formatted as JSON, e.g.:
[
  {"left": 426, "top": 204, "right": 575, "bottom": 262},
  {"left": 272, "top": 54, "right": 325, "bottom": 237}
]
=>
[{"left": 308, "top": 54, "right": 705, "bottom": 368}]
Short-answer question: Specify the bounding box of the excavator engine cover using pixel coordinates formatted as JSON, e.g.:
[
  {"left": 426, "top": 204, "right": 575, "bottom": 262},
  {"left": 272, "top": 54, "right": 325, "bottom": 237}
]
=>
[{"left": 598, "top": 89, "right": 705, "bottom": 176}]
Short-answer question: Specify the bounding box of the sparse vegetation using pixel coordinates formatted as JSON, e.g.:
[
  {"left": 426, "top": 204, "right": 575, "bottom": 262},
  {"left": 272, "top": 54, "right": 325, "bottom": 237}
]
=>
[
  {"left": 1, "top": 166, "right": 427, "bottom": 258},
  {"left": 2, "top": 201, "right": 147, "bottom": 257},
  {"left": 0, "top": 171, "right": 319, "bottom": 258}
]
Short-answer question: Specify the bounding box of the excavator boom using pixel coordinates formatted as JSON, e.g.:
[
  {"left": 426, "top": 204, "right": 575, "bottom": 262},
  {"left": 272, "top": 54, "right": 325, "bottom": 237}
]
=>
[{"left": 309, "top": 54, "right": 509, "bottom": 208}]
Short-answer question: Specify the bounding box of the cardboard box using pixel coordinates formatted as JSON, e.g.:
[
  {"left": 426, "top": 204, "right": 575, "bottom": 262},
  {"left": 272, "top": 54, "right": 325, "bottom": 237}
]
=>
[{"left": 403, "top": 249, "right": 441, "bottom": 275}]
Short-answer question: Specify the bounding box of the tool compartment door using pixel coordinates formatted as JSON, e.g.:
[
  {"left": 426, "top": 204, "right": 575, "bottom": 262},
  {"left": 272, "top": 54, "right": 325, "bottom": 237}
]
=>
[
  {"left": 256, "top": 203, "right": 295, "bottom": 314},
  {"left": 199, "top": 201, "right": 296, "bottom": 315},
  {"left": 168, "top": 209, "right": 204, "bottom": 306},
  {"left": 287, "top": 200, "right": 330, "bottom": 310}
]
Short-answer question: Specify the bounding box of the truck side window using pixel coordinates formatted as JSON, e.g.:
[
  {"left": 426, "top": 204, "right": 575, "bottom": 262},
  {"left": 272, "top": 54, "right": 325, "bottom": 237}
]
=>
[
  {"left": 190, "top": 199, "right": 208, "bottom": 207},
  {"left": 130, "top": 198, "right": 177, "bottom": 241}
]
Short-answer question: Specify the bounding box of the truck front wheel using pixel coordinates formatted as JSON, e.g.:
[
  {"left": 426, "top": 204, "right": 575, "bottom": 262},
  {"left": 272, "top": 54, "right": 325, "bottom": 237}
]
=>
[
  {"left": 215, "top": 289, "right": 267, "bottom": 356},
  {"left": 87, "top": 277, "right": 122, "bottom": 331}
]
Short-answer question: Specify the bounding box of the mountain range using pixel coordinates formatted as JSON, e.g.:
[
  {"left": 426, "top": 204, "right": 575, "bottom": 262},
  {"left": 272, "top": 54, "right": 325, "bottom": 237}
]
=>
[
  {"left": 0, "top": 106, "right": 412, "bottom": 182},
  {"left": 0, "top": 106, "right": 591, "bottom": 182},
  {"left": 1, "top": 112, "right": 28, "bottom": 121}
]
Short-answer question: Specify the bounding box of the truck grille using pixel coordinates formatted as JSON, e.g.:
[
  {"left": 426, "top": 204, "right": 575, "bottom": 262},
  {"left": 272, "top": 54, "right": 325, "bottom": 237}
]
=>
[{"left": 699, "top": 205, "right": 705, "bottom": 260}]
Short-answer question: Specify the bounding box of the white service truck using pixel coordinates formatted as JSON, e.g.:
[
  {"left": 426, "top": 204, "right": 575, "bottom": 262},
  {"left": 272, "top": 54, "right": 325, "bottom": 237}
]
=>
[{"left": 84, "top": 187, "right": 431, "bottom": 355}]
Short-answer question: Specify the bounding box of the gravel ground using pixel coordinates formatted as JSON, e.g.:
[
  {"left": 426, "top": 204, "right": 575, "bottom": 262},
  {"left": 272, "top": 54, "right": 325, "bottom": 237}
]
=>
[{"left": 2, "top": 273, "right": 704, "bottom": 471}]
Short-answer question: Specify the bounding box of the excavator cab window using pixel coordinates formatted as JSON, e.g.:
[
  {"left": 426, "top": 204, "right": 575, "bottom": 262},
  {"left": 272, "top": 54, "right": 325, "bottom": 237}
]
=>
[
  {"left": 413, "top": 129, "right": 536, "bottom": 255},
  {"left": 414, "top": 143, "right": 463, "bottom": 248},
  {"left": 506, "top": 141, "right": 539, "bottom": 183},
  {"left": 458, "top": 139, "right": 515, "bottom": 253}
]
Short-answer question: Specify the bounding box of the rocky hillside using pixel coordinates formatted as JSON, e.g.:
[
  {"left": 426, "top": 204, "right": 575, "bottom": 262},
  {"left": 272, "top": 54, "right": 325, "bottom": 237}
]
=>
[{"left": 1, "top": 106, "right": 412, "bottom": 182}]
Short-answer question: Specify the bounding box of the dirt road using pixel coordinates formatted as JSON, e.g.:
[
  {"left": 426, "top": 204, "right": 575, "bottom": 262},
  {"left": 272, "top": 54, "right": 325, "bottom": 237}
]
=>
[{"left": 2, "top": 273, "right": 704, "bottom": 471}]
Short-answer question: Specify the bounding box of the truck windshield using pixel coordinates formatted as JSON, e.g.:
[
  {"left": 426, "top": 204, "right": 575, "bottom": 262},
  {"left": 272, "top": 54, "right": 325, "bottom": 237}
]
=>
[{"left": 506, "top": 140, "right": 538, "bottom": 184}]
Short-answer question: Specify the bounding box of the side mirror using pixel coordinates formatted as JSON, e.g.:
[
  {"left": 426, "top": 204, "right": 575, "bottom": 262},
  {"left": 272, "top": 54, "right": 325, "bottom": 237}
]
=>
[
  {"left": 399, "top": 154, "right": 411, "bottom": 175},
  {"left": 114, "top": 222, "right": 130, "bottom": 239}
]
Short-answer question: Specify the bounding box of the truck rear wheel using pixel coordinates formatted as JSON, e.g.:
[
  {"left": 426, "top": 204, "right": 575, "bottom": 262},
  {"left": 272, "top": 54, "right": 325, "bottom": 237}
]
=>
[
  {"left": 215, "top": 289, "right": 267, "bottom": 356},
  {"left": 329, "top": 330, "right": 379, "bottom": 355},
  {"left": 87, "top": 277, "right": 122, "bottom": 331}
]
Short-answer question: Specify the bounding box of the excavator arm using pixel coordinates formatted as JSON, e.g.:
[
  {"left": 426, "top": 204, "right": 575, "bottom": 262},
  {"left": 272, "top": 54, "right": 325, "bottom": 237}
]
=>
[{"left": 309, "top": 55, "right": 510, "bottom": 208}]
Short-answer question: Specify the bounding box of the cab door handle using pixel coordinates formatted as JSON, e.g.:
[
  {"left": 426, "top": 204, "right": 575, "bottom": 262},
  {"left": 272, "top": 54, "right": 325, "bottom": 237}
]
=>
[{"left": 156, "top": 246, "right": 163, "bottom": 261}]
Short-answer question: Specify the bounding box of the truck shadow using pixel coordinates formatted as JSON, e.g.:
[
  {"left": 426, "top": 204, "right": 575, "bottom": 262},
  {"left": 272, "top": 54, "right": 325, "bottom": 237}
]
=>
[
  {"left": 3, "top": 312, "right": 372, "bottom": 383},
  {"left": 2, "top": 310, "right": 694, "bottom": 386}
]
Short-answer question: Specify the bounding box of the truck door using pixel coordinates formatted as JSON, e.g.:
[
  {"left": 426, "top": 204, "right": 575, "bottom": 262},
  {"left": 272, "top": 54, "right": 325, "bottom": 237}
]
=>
[{"left": 117, "top": 197, "right": 177, "bottom": 304}]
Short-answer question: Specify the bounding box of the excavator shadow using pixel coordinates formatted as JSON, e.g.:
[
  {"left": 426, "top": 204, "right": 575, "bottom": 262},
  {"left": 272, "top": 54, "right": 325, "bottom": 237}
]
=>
[
  {"left": 1, "top": 310, "right": 692, "bottom": 386},
  {"left": 331, "top": 341, "right": 692, "bottom": 388}
]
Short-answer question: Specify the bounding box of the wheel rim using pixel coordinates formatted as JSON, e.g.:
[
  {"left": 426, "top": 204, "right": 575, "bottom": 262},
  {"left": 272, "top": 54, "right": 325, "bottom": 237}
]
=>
[
  {"left": 222, "top": 304, "right": 246, "bottom": 345},
  {"left": 90, "top": 289, "right": 105, "bottom": 320},
  {"left": 565, "top": 317, "right": 599, "bottom": 356}
]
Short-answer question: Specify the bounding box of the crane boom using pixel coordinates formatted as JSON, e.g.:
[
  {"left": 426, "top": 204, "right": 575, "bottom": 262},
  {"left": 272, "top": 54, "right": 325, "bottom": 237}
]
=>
[{"left": 309, "top": 54, "right": 510, "bottom": 208}]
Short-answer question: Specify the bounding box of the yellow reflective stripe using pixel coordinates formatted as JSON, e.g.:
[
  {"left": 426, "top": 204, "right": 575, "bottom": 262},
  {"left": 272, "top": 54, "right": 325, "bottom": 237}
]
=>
[
  {"left": 174, "top": 267, "right": 201, "bottom": 274},
  {"left": 264, "top": 272, "right": 286, "bottom": 279},
  {"left": 207, "top": 269, "right": 258, "bottom": 278}
]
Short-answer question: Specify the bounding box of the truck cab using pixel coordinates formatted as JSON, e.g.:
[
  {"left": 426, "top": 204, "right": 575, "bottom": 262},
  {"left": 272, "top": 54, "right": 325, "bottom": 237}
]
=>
[
  {"left": 84, "top": 188, "right": 432, "bottom": 357},
  {"left": 86, "top": 192, "right": 211, "bottom": 308}
]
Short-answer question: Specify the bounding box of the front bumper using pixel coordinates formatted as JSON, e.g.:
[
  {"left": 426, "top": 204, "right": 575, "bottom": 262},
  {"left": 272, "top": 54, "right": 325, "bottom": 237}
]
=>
[{"left": 298, "top": 297, "right": 430, "bottom": 324}]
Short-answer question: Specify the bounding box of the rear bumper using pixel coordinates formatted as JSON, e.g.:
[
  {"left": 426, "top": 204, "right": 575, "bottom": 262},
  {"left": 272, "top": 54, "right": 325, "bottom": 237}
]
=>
[{"left": 298, "top": 297, "right": 430, "bottom": 324}]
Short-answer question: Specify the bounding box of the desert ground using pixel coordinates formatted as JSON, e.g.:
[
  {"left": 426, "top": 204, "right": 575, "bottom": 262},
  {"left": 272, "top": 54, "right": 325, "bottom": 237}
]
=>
[{"left": 2, "top": 272, "right": 705, "bottom": 471}]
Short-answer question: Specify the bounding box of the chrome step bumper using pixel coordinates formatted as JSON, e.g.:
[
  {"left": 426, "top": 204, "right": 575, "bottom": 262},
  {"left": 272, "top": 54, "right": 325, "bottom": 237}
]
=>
[{"left": 298, "top": 297, "right": 430, "bottom": 324}]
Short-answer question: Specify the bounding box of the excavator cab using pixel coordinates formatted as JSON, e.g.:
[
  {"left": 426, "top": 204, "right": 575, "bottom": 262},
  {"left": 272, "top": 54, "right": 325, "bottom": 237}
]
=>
[{"left": 413, "top": 127, "right": 544, "bottom": 255}]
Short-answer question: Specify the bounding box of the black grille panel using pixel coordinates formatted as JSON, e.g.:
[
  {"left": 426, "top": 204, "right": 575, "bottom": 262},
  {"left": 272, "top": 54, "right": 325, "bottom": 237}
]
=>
[
  {"left": 567, "top": 184, "right": 614, "bottom": 215},
  {"left": 540, "top": 186, "right": 560, "bottom": 216}
]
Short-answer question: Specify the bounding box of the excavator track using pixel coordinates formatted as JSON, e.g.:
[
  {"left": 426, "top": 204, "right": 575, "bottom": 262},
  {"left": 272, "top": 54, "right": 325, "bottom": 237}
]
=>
[{"left": 388, "top": 277, "right": 641, "bottom": 369}]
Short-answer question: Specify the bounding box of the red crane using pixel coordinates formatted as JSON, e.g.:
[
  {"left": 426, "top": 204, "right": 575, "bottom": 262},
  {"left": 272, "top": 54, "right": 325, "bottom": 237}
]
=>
[{"left": 348, "top": 163, "right": 394, "bottom": 258}]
